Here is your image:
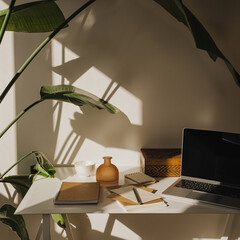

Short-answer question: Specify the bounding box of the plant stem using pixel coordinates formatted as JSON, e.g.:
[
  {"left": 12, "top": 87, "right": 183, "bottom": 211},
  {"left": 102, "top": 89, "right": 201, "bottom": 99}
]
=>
[
  {"left": 0, "top": 99, "right": 44, "bottom": 139},
  {"left": 0, "top": 0, "right": 16, "bottom": 44},
  {"left": 0, "top": 151, "right": 33, "bottom": 179},
  {"left": 0, "top": 0, "right": 96, "bottom": 103}
]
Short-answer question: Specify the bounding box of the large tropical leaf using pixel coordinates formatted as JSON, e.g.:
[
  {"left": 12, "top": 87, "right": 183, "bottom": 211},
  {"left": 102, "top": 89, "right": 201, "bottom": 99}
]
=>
[
  {"left": 0, "top": 204, "right": 29, "bottom": 240},
  {"left": 154, "top": 0, "right": 240, "bottom": 87},
  {"left": 0, "top": 0, "right": 16, "bottom": 44},
  {"left": 0, "top": 1, "right": 66, "bottom": 32},
  {"left": 0, "top": 84, "right": 120, "bottom": 140},
  {"left": 40, "top": 85, "right": 121, "bottom": 114},
  {"left": 0, "top": 175, "right": 33, "bottom": 199},
  {"left": 32, "top": 151, "right": 56, "bottom": 178}
]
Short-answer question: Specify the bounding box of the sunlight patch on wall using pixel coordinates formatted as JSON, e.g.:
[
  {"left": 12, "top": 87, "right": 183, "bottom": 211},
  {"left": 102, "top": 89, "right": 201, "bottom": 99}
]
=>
[
  {"left": 0, "top": 19, "right": 18, "bottom": 202},
  {"left": 53, "top": 131, "right": 81, "bottom": 165},
  {"left": 51, "top": 39, "right": 143, "bottom": 126},
  {"left": 52, "top": 104, "right": 82, "bottom": 164},
  {"left": 76, "top": 139, "right": 141, "bottom": 166},
  {"left": 52, "top": 39, "right": 79, "bottom": 66},
  {"left": 64, "top": 45, "right": 79, "bottom": 63},
  {"left": 75, "top": 66, "right": 142, "bottom": 126},
  {"left": 51, "top": 39, "right": 64, "bottom": 83},
  {"left": 0, "top": 0, "right": 7, "bottom": 8},
  {"left": 106, "top": 148, "right": 141, "bottom": 166},
  {"left": 0, "top": 30, "right": 17, "bottom": 177},
  {"left": 111, "top": 219, "right": 142, "bottom": 240},
  {"left": 110, "top": 86, "right": 143, "bottom": 126},
  {"left": 51, "top": 39, "right": 63, "bottom": 68},
  {"left": 75, "top": 138, "right": 105, "bottom": 164},
  {"left": 51, "top": 39, "right": 80, "bottom": 84},
  {"left": 75, "top": 66, "right": 112, "bottom": 98},
  {"left": 87, "top": 214, "right": 110, "bottom": 233},
  {"left": 50, "top": 41, "right": 142, "bottom": 165}
]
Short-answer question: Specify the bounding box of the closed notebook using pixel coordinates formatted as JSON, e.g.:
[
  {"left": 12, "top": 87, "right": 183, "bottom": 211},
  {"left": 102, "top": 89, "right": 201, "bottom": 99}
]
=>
[
  {"left": 125, "top": 172, "right": 156, "bottom": 184},
  {"left": 54, "top": 182, "right": 100, "bottom": 205}
]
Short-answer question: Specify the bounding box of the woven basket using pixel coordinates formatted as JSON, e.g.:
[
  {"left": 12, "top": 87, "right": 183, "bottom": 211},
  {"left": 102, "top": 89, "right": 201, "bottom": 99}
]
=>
[{"left": 141, "top": 148, "right": 181, "bottom": 177}]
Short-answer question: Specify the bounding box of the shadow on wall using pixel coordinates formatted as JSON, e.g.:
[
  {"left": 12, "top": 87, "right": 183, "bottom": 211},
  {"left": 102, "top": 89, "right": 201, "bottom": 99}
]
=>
[
  {"left": 12, "top": 0, "right": 240, "bottom": 169},
  {"left": 53, "top": 108, "right": 141, "bottom": 165},
  {"left": 15, "top": 0, "right": 155, "bottom": 169}
]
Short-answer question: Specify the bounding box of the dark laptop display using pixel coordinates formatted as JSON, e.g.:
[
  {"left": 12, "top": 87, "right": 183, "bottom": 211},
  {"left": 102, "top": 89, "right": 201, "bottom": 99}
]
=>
[
  {"left": 162, "top": 128, "right": 240, "bottom": 210},
  {"left": 182, "top": 128, "right": 240, "bottom": 187}
]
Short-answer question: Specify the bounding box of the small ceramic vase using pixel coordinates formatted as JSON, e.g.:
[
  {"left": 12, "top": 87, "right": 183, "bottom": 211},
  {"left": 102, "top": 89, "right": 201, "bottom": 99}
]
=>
[{"left": 96, "top": 156, "right": 119, "bottom": 184}]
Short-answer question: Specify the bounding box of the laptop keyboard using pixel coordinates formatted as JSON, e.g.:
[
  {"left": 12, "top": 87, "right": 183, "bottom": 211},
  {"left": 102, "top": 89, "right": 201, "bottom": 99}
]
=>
[{"left": 176, "top": 179, "right": 240, "bottom": 199}]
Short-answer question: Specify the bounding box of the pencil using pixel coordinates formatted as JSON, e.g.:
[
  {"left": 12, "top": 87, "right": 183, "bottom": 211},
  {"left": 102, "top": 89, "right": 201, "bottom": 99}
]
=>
[{"left": 133, "top": 187, "right": 143, "bottom": 205}]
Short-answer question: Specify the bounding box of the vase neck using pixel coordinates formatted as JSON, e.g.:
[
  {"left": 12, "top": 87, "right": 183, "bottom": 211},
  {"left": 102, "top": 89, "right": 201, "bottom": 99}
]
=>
[{"left": 103, "top": 157, "right": 112, "bottom": 165}]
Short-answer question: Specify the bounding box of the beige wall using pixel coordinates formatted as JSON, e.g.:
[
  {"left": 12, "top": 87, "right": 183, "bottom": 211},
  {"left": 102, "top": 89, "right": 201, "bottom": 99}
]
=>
[{"left": 0, "top": 0, "right": 240, "bottom": 239}]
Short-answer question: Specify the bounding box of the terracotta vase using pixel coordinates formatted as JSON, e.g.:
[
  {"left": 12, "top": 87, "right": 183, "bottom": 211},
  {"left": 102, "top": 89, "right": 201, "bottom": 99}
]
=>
[{"left": 96, "top": 156, "right": 119, "bottom": 184}]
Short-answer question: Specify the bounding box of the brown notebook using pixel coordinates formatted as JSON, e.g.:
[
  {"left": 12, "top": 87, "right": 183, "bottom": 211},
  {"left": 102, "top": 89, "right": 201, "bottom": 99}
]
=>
[{"left": 54, "top": 182, "right": 100, "bottom": 205}]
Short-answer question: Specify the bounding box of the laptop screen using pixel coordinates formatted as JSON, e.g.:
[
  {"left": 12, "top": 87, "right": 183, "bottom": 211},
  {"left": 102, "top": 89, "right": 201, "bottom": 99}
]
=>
[{"left": 182, "top": 128, "right": 240, "bottom": 187}]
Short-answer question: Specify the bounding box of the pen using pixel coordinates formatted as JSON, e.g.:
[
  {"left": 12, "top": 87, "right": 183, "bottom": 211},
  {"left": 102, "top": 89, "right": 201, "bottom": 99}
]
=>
[{"left": 133, "top": 187, "right": 143, "bottom": 205}]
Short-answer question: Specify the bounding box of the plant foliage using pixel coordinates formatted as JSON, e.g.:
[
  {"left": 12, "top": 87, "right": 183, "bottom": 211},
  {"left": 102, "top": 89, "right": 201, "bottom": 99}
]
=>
[
  {"left": 0, "top": 1, "right": 66, "bottom": 32},
  {"left": 51, "top": 214, "right": 66, "bottom": 229},
  {"left": 154, "top": 0, "right": 240, "bottom": 87},
  {"left": 0, "top": 151, "right": 66, "bottom": 238},
  {"left": 40, "top": 85, "right": 120, "bottom": 114},
  {"left": 0, "top": 175, "right": 33, "bottom": 199},
  {"left": 0, "top": 204, "right": 29, "bottom": 240},
  {"left": 32, "top": 151, "right": 56, "bottom": 178}
]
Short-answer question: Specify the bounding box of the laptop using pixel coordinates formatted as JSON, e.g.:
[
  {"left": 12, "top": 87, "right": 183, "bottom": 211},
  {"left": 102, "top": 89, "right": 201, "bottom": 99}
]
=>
[{"left": 162, "top": 128, "right": 240, "bottom": 209}]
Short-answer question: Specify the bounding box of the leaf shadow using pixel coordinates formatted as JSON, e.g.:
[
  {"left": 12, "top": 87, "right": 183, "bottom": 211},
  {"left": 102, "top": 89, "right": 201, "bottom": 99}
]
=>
[
  {"left": 52, "top": 106, "right": 141, "bottom": 165},
  {"left": 70, "top": 107, "right": 141, "bottom": 150}
]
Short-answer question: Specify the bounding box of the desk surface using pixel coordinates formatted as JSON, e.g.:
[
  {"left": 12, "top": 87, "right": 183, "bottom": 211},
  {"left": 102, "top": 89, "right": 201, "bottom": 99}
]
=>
[{"left": 15, "top": 166, "right": 240, "bottom": 215}]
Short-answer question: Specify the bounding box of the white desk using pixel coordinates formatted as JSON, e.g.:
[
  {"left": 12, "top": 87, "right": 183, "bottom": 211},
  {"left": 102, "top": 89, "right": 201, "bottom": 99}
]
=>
[{"left": 15, "top": 167, "right": 240, "bottom": 239}]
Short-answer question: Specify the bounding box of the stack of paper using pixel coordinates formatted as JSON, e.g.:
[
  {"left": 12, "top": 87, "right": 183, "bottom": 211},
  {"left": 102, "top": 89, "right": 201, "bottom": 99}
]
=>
[{"left": 108, "top": 185, "right": 167, "bottom": 212}]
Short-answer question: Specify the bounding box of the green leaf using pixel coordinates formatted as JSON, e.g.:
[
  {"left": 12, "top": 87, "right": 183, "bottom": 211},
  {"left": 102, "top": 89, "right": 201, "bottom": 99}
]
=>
[
  {"left": 0, "top": 1, "right": 66, "bottom": 32},
  {"left": 0, "top": 0, "right": 16, "bottom": 44},
  {"left": 0, "top": 204, "right": 29, "bottom": 240},
  {"left": 0, "top": 175, "right": 33, "bottom": 199},
  {"left": 0, "top": 152, "right": 54, "bottom": 199},
  {"left": 40, "top": 85, "right": 121, "bottom": 114},
  {"left": 154, "top": 0, "right": 240, "bottom": 87},
  {"left": 32, "top": 151, "right": 56, "bottom": 178},
  {"left": 0, "top": 84, "right": 120, "bottom": 140},
  {"left": 51, "top": 214, "right": 66, "bottom": 228}
]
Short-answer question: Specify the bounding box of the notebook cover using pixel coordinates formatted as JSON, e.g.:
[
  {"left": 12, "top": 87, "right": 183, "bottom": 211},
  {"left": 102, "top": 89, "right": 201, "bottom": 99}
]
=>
[
  {"left": 125, "top": 172, "right": 156, "bottom": 184},
  {"left": 54, "top": 182, "right": 100, "bottom": 205}
]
